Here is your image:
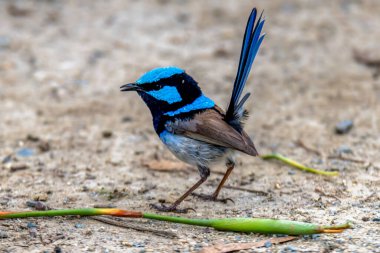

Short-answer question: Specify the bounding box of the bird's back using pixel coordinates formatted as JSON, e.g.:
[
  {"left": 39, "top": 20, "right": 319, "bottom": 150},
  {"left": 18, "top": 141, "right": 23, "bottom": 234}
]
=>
[{"left": 163, "top": 106, "right": 258, "bottom": 157}]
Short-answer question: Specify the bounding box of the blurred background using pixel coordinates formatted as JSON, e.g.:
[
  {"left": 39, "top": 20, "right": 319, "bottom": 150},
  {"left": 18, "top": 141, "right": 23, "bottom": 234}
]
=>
[{"left": 0, "top": 0, "right": 379, "bottom": 252}]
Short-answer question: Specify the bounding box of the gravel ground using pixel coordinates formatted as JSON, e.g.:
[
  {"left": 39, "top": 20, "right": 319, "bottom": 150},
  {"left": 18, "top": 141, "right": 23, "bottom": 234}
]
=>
[{"left": 0, "top": 0, "right": 379, "bottom": 252}]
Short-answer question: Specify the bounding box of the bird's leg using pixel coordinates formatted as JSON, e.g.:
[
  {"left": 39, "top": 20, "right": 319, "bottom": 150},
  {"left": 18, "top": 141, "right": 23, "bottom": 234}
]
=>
[
  {"left": 150, "top": 165, "right": 210, "bottom": 213},
  {"left": 211, "top": 158, "right": 235, "bottom": 200},
  {"left": 192, "top": 158, "right": 235, "bottom": 203}
]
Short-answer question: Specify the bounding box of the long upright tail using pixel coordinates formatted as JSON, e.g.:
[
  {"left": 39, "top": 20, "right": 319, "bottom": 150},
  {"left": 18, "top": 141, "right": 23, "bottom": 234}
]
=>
[{"left": 225, "top": 8, "right": 265, "bottom": 131}]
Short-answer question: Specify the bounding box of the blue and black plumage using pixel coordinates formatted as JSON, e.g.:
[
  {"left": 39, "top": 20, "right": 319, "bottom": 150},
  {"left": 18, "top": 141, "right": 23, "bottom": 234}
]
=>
[{"left": 121, "top": 8, "right": 265, "bottom": 212}]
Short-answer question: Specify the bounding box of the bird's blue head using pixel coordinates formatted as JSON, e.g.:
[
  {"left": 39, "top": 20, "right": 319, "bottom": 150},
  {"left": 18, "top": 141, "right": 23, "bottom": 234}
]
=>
[{"left": 121, "top": 67, "right": 214, "bottom": 124}]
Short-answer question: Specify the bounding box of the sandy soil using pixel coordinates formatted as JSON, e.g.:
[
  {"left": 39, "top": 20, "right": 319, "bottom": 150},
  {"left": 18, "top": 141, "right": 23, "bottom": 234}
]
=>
[{"left": 0, "top": 0, "right": 379, "bottom": 252}]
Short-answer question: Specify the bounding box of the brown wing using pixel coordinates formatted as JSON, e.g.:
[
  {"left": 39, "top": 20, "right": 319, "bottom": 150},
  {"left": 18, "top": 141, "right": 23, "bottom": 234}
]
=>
[{"left": 165, "top": 107, "right": 258, "bottom": 156}]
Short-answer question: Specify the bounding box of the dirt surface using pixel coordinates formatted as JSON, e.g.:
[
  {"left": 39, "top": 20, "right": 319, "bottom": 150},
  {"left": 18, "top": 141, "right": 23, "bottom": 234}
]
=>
[{"left": 0, "top": 0, "right": 379, "bottom": 252}]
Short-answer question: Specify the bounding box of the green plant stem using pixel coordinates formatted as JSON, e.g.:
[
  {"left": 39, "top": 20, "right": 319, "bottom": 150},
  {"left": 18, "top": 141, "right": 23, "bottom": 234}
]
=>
[
  {"left": 261, "top": 153, "right": 338, "bottom": 176},
  {"left": 0, "top": 208, "right": 99, "bottom": 219},
  {"left": 143, "top": 212, "right": 213, "bottom": 227},
  {"left": 143, "top": 213, "right": 350, "bottom": 234},
  {"left": 0, "top": 208, "right": 350, "bottom": 235}
]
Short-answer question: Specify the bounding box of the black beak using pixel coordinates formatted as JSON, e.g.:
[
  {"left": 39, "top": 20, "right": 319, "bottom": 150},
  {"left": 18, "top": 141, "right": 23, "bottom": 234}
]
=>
[{"left": 120, "top": 83, "right": 141, "bottom": 92}]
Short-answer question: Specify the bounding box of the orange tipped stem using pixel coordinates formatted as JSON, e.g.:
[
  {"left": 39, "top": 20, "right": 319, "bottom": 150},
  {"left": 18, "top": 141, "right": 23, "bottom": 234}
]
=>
[{"left": 0, "top": 208, "right": 351, "bottom": 235}]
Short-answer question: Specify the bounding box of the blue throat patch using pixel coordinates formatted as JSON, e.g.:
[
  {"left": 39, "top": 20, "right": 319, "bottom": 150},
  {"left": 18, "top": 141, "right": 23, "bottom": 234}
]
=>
[
  {"left": 136, "top": 66, "right": 184, "bottom": 84},
  {"left": 147, "top": 86, "right": 182, "bottom": 104},
  {"left": 164, "top": 95, "right": 215, "bottom": 117}
]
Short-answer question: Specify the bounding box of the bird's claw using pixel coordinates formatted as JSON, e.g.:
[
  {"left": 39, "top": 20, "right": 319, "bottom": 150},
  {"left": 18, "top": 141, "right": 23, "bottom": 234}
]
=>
[
  {"left": 191, "top": 193, "right": 235, "bottom": 204},
  {"left": 149, "top": 203, "right": 195, "bottom": 213}
]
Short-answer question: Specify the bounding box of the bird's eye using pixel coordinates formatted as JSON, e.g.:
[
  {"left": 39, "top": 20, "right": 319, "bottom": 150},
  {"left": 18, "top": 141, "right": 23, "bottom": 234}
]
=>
[{"left": 181, "top": 79, "right": 185, "bottom": 84}]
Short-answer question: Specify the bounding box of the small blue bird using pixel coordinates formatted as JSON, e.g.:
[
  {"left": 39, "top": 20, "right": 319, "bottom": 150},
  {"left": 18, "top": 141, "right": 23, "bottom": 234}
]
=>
[{"left": 121, "top": 8, "right": 265, "bottom": 212}]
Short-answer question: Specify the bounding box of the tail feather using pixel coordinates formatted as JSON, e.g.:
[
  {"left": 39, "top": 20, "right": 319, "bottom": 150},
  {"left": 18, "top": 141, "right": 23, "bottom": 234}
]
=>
[
  {"left": 225, "top": 8, "right": 265, "bottom": 130},
  {"left": 235, "top": 92, "right": 251, "bottom": 114}
]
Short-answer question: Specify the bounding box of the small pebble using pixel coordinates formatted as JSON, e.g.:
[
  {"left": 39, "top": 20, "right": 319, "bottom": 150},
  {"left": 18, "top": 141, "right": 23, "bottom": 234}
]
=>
[
  {"left": 335, "top": 120, "right": 353, "bottom": 134},
  {"left": 283, "top": 245, "right": 297, "bottom": 252},
  {"left": 7, "top": 5, "right": 32, "bottom": 17},
  {"left": 372, "top": 217, "right": 380, "bottom": 222},
  {"left": 75, "top": 223, "right": 84, "bottom": 229},
  {"left": 362, "top": 216, "right": 370, "bottom": 221},
  {"left": 38, "top": 141, "right": 51, "bottom": 152},
  {"left": 33, "top": 193, "right": 49, "bottom": 201},
  {"left": 102, "top": 130, "right": 113, "bottom": 138},
  {"left": 121, "top": 116, "right": 132, "bottom": 123},
  {"left": 26, "top": 134, "right": 40, "bottom": 142},
  {"left": 264, "top": 241, "right": 272, "bottom": 248},
  {"left": 2, "top": 155, "right": 12, "bottom": 164},
  {"left": 234, "top": 235, "right": 242, "bottom": 241},
  {"left": 132, "top": 242, "right": 145, "bottom": 248},
  {"left": 26, "top": 200, "right": 48, "bottom": 210},
  {"left": 10, "top": 163, "right": 29, "bottom": 172},
  {"left": 288, "top": 170, "right": 295, "bottom": 175},
  {"left": 194, "top": 243, "right": 202, "bottom": 250},
  {"left": 16, "top": 148, "right": 35, "bottom": 157},
  {"left": 54, "top": 246, "right": 62, "bottom": 253},
  {"left": 213, "top": 48, "right": 230, "bottom": 58},
  {"left": 121, "top": 241, "right": 132, "bottom": 247},
  {"left": 336, "top": 145, "right": 352, "bottom": 154},
  {"left": 27, "top": 222, "right": 37, "bottom": 229},
  {"left": 84, "top": 230, "right": 93, "bottom": 236},
  {"left": 0, "top": 230, "right": 8, "bottom": 238}
]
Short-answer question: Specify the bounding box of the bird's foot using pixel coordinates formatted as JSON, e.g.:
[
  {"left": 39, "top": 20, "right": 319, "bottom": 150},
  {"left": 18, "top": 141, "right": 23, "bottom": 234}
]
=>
[
  {"left": 149, "top": 203, "right": 195, "bottom": 213},
  {"left": 191, "top": 193, "right": 234, "bottom": 204}
]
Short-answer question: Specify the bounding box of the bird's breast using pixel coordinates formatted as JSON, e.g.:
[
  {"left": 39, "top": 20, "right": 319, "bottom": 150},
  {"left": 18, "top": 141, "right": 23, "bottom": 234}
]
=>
[{"left": 159, "top": 130, "right": 227, "bottom": 167}]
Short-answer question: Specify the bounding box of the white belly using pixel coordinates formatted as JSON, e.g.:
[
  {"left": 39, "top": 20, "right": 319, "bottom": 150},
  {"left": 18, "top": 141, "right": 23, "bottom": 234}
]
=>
[{"left": 159, "top": 130, "right": 227, "bottom": 167}]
